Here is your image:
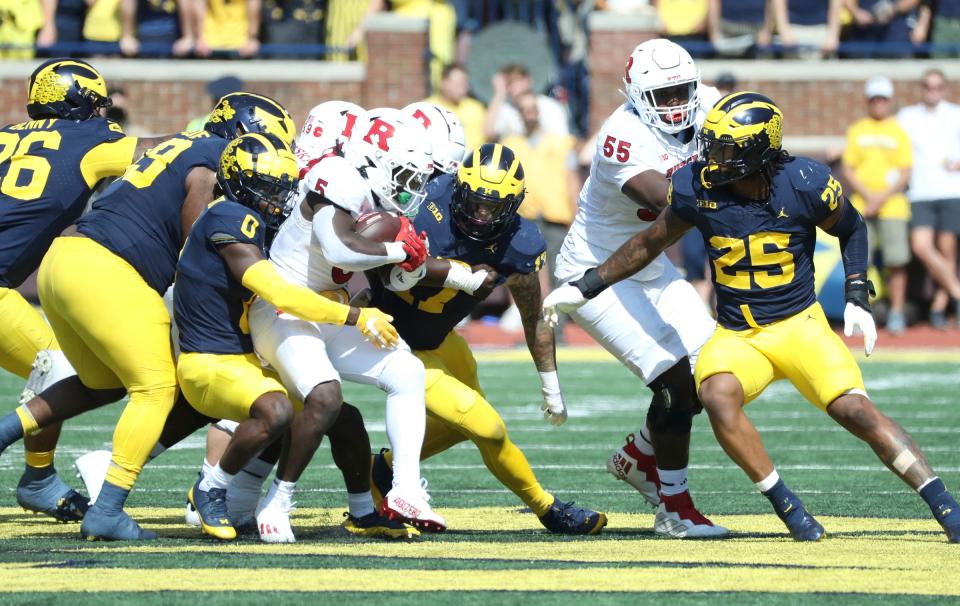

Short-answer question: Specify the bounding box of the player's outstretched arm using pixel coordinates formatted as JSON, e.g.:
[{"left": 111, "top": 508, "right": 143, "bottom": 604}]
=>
[
  {"left": 508, "top": 271, "right": 566, "bottom": 426},
  {"left": 419, "top": 259, "right": 497, "bottom": 297}
]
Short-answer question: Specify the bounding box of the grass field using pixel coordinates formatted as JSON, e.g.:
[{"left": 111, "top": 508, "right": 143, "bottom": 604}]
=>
[{"left": 0, "top": 348, "right": 958, "bottom": 604}]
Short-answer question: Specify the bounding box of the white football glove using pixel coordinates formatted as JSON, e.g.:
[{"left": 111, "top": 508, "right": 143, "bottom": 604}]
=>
[
  {"left": 542, "top": 284, "right": 587, "bottom": 329},
  {"left": 843, "top": 302, "right": 877, "bottom": 356},
  {"left": 538, "top": 371, "right": 567, "bottom": 426}
]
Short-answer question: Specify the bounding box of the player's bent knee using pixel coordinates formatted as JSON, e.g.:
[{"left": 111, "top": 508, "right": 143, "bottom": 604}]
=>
[
  {"left": 304, "top": 380, "right": 343, "bottom": 413},
  {"left": 698, "top": 373, "right": 744, "bottom": 411},
  {"left": 827, "top": 393, "right": 879, "bottom": 430},
  {"left": 462, "top": 396, "right": 507, "bottom": 443},
  {"left": 251, "top": 392, "right": 294, "bottom": 435},
  {"left": 379, "top": 352, "right": 425, "bottom": 395},
  {"left": 646, "top": 358, "right": 700, "bottom": 436},
  {"left": 328, "top": 402, "right": 365, "bottom": 440}
]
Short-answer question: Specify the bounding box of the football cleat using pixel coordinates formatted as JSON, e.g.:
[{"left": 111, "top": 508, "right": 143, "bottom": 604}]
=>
[
  {"left": 74, "top": 449, "right": 111, "bottom": 504},
  {"left": 188, "top": 481, "right": 236, "bottom": 541},
  {"left": 932, "top": 503, "right": 960, "bottom": 543},
  {"left": 538, "top": 497, "right": 608, "bottom": 535},
  {"left": 369, "top": 448, "right": 393, "bottom": 507},
  {"left": 255, "top": 493, "right": 296, "bottom": 543},
  {"left": 769, "top": 496, "right": 825, "bottom": 541},
  {"left": 80, "top": 507, "right": 157, "bottom": 541},
  {"left": 655, "top": 491, "right": 729, "bottom": 538},
  {"left": 380, "top": 481, "right": 446, "bottom": 533},
  {"left": 185, "top": 500, "right": 200, "bottom": 527},
  {"left": 342, "top": 511, "right": 420, "bottom": 540},
  {"left": 607, "top": 433, "right": 660, "bottom": 507},
  {"left": 17, "top": 467, "right": 88, "bottom": 522}
]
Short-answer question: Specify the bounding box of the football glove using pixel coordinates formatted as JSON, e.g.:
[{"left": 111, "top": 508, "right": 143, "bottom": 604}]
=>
[
  {"left": 539, "top": 371, "right": 567, "bottom": 426},
  {"left": 356, "top": 307, "right": 399, "bottom": 350},
  {"left": 843, "top": 277, "right": 877, "bottom": 356},
  {"left": 395, "top": 216, "right": 427, "bottom": 272}
]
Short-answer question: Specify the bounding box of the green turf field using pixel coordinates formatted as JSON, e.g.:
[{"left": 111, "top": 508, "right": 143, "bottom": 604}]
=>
[{"left": 0, "top": 349, "right": 958, "bottom": 603}]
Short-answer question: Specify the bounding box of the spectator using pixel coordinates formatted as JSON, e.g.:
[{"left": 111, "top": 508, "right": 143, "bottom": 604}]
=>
[
  {"left": 83, "top": 0, "right": 122, "bottom": 44},
  {"left": 185, "top": 75, "right": 243, "bottom": 131},
  {"left": 118, "top": 0, "right": 185, "bottom": 56},
  {"left": 484, "top": 63, "right": 570, "bottom": 142},
  {"left": 0, "top": 0, "right": 44, "bottom": 58},
  {"left": 773, "top": 0, "right": 842, "bottom": 58},
  {"left": 655, "top": 0, "right": 709, "bottom": 41},
  {"left": 843, "top": 0, "right": 922, "bottom": 56},
  {"left": 707, "top": 0, "right": 773, "bottom": 56},
  {"left": 898, "top": 68, "right": 960, "bottom": 329},
  {"left": 36, "top": 0, "right": 86, "bottom": 50},
  {"left": 928, "top": 0, "right": 960, "bottom": 56},
  {"left": 553, "top": 0, "right": 592, "bottom": 136},
  {"left": 260, "top": 0, "right": 323, "bottom": 56},
  {"left": 842, "top": 76, "right": 913, "bottom": 334},
  {"left": 325, "top": 0, "right": 367, "bottom": 61},
  {"left": 425, "top": 63, "right": 487, "bottom": 150},
  {"left": 188, "top": 0, "right": 261, "bottom": 57}
]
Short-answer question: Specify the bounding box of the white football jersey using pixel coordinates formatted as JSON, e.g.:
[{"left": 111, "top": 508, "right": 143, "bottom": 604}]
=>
[
  {"left": 560, "top": 86, "right": 721, "bottom": 282},
  {"left": 270, "top": 155, "right": 375, "bottom": 292}
]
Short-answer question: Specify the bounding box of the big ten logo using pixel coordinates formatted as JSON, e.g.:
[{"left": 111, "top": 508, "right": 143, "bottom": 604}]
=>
[{"left": 362, "top": 118, "right": 396, "bottom": 152}]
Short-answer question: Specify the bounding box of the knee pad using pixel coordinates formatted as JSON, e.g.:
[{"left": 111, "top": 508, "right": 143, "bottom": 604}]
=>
[
  {"left": 213, "top": 419, "right": 239, "bottom": 435},
  {"left": 461, "top": 395, "right": 507, "bottom": 443},
  {"left": 646, "top": 358, "right": 702, "bottom": 435}
]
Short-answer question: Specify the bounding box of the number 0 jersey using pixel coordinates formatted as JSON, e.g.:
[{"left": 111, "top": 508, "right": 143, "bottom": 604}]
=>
[
  {"left": 669, "top": 157, "right": 841, "bottom": 331},
  {"left": 0, "top": 117, "right": 134, "bottom": 287},
  {"left": 174, "top": 199, "right": 267, "bottom": 355},
  {"left": 372, "top": 174, "right": 547, "bottom": 351},
  {"left": 77, "top": 131, "right": 227, "bottom": 294}
]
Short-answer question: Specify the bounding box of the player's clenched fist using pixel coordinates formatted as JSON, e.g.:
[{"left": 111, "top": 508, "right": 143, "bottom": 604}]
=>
[
  {"left": 395, "top": 216, "right": 428, "bottom": 271},
  {"left": 357, "top": 307, "right": 399, "bottom": 349}
]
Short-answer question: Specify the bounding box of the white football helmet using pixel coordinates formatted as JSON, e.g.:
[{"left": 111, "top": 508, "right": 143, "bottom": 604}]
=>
[
  {"left": 623, "top": 38, "right": 701, "bottom": 134},
  {"left": 294, "top": 100, "right": 365, "bottom": 171},
  {"left": 344, "top": 107, "right": 433, "bottom": 216},
  {"left": 402, "top": 101, "right": 466, "bottom": 176}
]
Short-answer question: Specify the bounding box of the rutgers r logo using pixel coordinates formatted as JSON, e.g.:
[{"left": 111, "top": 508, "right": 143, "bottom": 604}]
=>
[{"left": 362, "top": 118, "right": 395, "bottom": 152}]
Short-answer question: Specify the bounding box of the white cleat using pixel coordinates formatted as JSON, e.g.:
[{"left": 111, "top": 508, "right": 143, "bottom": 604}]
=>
[
  {"left": 380, "top": 481, "right": 446, "bottom": 533},
  {"left": 185, "top": 500, "right": 201, "bottom": 527},
  {"left": 606, "top": 433, "right": 660, "bottom": 507},
  {"left": 73, "top": 449, "right": 112, "bottom": 505},
  {"left": 256, "top": 494, "right": 296, "bottom": 543},
  {"left": 654, "top": 492, "right": 729, "bottom": 538}
]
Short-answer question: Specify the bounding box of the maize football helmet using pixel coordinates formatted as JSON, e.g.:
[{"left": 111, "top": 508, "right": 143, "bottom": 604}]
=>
[
  {"left": 27, "top": 58, "right": 112, "bottom": 121},
  {"left": 218, "top": 132, "right": 299, "bottom": 229},
  {"left": 623, "top": 38, "right": 700, "bottom": 134},
  {"left": 452, "top": 143, "right": 525, "bottom": 242},
  {"left": 697, "top": 92, "right": 784, "bottom": 189},
  {"left": 205, "top": 92, "right": 297, "bottom": 145}
]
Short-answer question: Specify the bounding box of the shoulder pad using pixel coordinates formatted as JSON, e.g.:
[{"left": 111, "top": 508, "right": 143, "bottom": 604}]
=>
[
  {"left": 508, "top": 218, "right": 547, "bottom": 260},
  {"left": 670, "top": 163, "right": 698, "bottom": 199},
  {"left": 302, "top": 156, "right": 375, "bottom": 217},
  {"left": 783, "top": 157, "right": 832, "bottom": 193}
]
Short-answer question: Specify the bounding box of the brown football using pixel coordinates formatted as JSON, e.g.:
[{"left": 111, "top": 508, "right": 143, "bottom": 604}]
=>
[{"left": 354, "top": 210, "right": 402, "bottom": 242}]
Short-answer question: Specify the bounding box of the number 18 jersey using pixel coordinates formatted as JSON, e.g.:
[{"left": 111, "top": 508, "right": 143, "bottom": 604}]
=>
[{"left": 560, "top": 87, "right": 720, "bottom": 283}]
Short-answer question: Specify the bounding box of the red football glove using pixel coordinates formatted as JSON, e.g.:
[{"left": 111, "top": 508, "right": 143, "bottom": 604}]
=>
[{"left": 395, "top": 216, "right": 427, "bottom": 271}]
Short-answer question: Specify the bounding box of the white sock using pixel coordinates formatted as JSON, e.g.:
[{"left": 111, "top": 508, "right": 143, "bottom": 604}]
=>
[
  {"left": 348, "top": 491, "right": 375, "bottom": 518},
  {"left": 636, "top": 426, "right": 655, "bottom": 456},
  {"left": 658, "top": 467, "right": 688, "bottom": 496},
  {"left": 201, "top": 458, "right": 214, "bottom": 478},
  {"left": 198, "top": 463, "right": 234, "bottom": 491},
  {"left": 148, "top": 443, "right": 166, "bottom": 461},
  {"left": 381, "top": 355, "right": 426, "bottom": 489},
  {"left": 755, "top": 470, "right": 780, "bottom": 493}
]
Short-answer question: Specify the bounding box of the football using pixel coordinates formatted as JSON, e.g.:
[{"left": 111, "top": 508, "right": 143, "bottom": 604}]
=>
[{"left": 353, "top": 210, "right": 402, "bottom": 242}]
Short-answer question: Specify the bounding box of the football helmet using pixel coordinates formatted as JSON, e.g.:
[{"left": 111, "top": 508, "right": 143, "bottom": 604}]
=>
[
  {"left": 294, "top": 100, "right": 365, "bottom": 170},
  {"left": 452, "top": 143, "right": 525, "bottom": 242},
  {"left": 623, "top": 38, "right": 700, "bottom": 134},
  {"left": 402, "top": 101, "right": 466, "bottom": 176},
  {"left": 218, "top": 132, "right": 299, "bottom": 229},
  {"left": 343, "top": 107, "right": 433, "bottom": 216},
  {"left": 205, "top": 92, "right": 297, "bottom": 145},
  {"left": 27, "top": 58, "right": 112, "bottom": 121},
  {"left": 697, "top": 92, "right": 784, "bottom": 189}
]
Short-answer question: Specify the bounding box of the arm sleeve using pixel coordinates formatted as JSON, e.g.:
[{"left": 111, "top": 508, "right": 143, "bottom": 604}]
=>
[
  {"left": 313, "top": 204, "right": 407, "bottom": 271},
  {"left": 241, "top": 260, "right": 351, "bottom": 325},
  {"left": 79, "top": 136, "right": 138, "bottom": 187},
  {"left": 825, "top": 200, "right": 869, "bottom": 278}
]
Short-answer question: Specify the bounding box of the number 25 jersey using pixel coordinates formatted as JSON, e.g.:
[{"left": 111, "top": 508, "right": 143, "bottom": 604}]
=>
[{"left": 669, "top": 157, "right": 842, "bottom": 331}]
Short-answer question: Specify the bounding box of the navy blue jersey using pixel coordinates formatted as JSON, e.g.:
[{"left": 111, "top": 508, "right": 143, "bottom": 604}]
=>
[
  {"left": 175, "top": 199, "right": 266, "bottom": 355},
  {"left": 78, "top": 131, "right": 226, "bottom": 294},
  {"left": 372, "top": 176, "right": 547, "bottom": 351},
  {"left": 0, "top": 117, "right": 129, "bottom": 287},
  {"left": 669, "top": 157, "right": 840, "bottom": 330}
]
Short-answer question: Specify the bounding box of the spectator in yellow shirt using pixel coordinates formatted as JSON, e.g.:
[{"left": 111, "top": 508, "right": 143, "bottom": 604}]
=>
[
  {"left": 425, "top": 63, "right": 486, "bottom": 150},
  {"left": 842, "top": 76, "right": 913, "bottom": 334}
]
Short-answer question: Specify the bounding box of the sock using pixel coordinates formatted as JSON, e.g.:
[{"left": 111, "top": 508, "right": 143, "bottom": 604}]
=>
[
  {"left": 635, "top": 426, "right": 655, "bottom": 457},
  {"left": 25, "top": 448, "right": 55, "bottom": 469},
  {"left": 755, "top": 470, "right": 781, "bottom": 493},
  {"left": 918, "top": 477, "right": 960, "bottom": 526},
  {"left": 147, "top": 443, "right": 166, "bottom": 461},
  {"left": 0, "top": 410, "right": 27, "bottom": 449},
  {"left": 382, "top": 369, "right": 426, "bottom": 490},
  {"left": 658, "top": 468, "right": 688, "bottom": 496},
  {"left": 348, "top": 491, "right": 375, "bottom": 518},
  {"left": 263, "top": 478, "right": 296, "bottom": 508},
  {"left": 198, "top": 463, "right": 234, "bottom": 491},
  {"left": 201, "top": 458, "right": 214, "bottom": 478},
  {"left": 93, "top": 481, "right": 130, "bottom": 515},
  {"left": 762, "top": 478, "right": 806, "bottom": 525},
  {"left": 20, "top": 462, "right": 55, "bottom": 481}
]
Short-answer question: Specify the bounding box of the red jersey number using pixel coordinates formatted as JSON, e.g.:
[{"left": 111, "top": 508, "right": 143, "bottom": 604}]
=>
[{"left": 602, "top": 136, "right": 631, "bottom": 163}]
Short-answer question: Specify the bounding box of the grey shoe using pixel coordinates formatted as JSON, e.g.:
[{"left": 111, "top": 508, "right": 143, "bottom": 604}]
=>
[
  {"left": 932, "top": 310, "right": 949, "bottom": 330},
  {"left": 886, "top": 310, "right": 906, "bottom": 335}
]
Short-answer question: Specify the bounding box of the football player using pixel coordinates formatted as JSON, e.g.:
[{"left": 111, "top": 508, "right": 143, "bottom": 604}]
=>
[
  {"left": 544, "top": 39, "right": 726, "bottom": 537},
  {"left": 0, "top": 92, "right": 297, "bottom": 541},
  {"left": 0, "top": 58, "right": 164, "bottom": 523},
  {"left": 544, "top": 92, "right": 960, "bottom": 542},
  {"left": 366, "top": 143, "right": 607, "bottom": 535},
  {"left": 176, "top": 132, "right": 400, "bottom": 541}
]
